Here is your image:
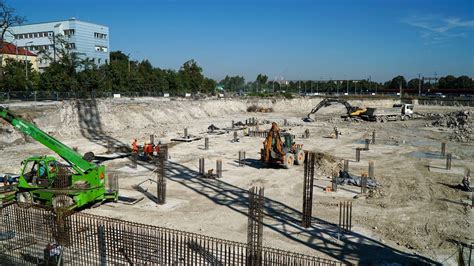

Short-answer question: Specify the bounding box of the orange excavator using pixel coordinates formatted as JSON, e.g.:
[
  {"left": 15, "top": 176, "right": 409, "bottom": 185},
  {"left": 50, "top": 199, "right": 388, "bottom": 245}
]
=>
[{"left": 261, "top": 122, "right": 305, "bottom": 169}]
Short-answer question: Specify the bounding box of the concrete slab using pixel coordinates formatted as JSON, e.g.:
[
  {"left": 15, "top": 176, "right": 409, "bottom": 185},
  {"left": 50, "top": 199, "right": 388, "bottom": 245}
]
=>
[{"left": 428, "top": 165, "right": 465, "bottom": 174}]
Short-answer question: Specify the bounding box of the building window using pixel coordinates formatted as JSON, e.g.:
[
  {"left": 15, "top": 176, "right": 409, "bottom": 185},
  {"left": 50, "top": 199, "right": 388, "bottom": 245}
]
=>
[
  {"left": 64, "top": 29, "right": 75, "bottom": 37},
  {"left": 33, "top": 33, "right": 38, "bottom": 38},
  {"left": 95, "top": 45, "right": 108, "bottom": 52},
  {"left": 94, "top": 32, "right": 107, "bottom": 39},
  {"left": 66, "top": 43, "right": 76, "bottom": 49}
]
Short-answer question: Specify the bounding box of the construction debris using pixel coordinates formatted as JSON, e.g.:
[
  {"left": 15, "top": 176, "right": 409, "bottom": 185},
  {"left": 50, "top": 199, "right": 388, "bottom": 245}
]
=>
[
  {"left": 336, "top": 170, "right": 379, "bottom": 189},
  {"left": 208, "top": 124, "right": 220, "bottom": 131},
  {"left": 425, "top": 110, "right": 472, "bottom": 142}
]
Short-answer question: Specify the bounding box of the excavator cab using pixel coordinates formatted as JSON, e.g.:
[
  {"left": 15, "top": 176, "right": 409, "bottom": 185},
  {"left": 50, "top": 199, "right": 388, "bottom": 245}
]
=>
[{"left": 281, "top": 133, "right": 294, "bottom": 153}]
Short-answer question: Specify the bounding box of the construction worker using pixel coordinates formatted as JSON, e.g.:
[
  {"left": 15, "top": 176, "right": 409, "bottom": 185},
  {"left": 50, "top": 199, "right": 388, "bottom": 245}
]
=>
[
  {"left": 49, "top": 162, "right": 57, "bottom": 175},
  {"left": 154, "top": 144, "right": 160, "bottom": 155},
  {"left": 146, "top": 143, "right": 153, "bottom": 157},
  {"left": 462, "top": 172, "right": 471, "bottom": 192},
  {"left": 143, "top": 142, "right": 148, "bottom": 155},
  {"left": 143, "top": 142, "right": 153, "bottom": 157},
  {"left": 132, "top": 139, "right": 138, "bottom": 154},
  {"left": 38, "top": 163, "right": 46, "bottom": 178}
]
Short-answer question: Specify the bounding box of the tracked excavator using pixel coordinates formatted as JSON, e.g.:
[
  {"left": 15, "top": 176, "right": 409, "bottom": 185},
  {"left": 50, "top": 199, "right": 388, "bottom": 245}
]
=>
[
  {"left": 303, "top": 98, "right": 366, "bottom": 122},
  {"left": 0, "top": 106, "right": 118, "bottom": 209},
  {"left": 261, "top": 122, "right": 304, "bottom": 168}
]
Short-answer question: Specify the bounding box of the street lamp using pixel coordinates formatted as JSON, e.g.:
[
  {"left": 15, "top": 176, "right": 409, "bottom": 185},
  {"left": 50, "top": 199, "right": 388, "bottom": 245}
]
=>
[{"left": 24, "top": 41, "right": 33, "bottom": 89}]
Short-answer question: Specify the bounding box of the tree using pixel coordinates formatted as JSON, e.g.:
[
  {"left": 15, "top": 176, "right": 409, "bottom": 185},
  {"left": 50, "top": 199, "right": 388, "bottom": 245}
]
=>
[
  {"left": 219, "top": 75, "right": 245, "bottom": 92},
  {"left": 455, "top": 76, "right": 472, "bottom": 89},
  {"left": 408, "top": 78, "right": 421, "bottom": 90},
  {"left": 387, "top": 75, "right": 407, "bottom": 91},
  {"left": 0, "top": 57, "right": 38, "bottom": 90},
  {"left": 256, "top": 74, "right": 268, "bottom": 89},
  {"left": 179, "top": 59, "right": 204, "bottom": 93},
  {"left": 38, "top": 34, "right": 88, "bottom": 92},
  {"left": 0, "top": 0, "right": 25, "bottom": 78}
]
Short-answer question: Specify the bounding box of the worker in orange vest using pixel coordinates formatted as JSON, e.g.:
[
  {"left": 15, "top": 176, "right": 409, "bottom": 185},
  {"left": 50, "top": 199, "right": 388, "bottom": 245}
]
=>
[
  {"left": 132, "top": 139, "right": 138, "bottom": 154},
  {"left": 146, "top": 143, "right": 153, "bottom": 156}
]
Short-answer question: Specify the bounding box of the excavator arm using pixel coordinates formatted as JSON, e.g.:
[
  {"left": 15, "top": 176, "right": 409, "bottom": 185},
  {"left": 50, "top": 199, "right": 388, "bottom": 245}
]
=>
[
  {"left": 0, "top": 106, "right": 96, "bottom": 175},
  {"left": 304, "top": 98, "right": 364, "bottom": 121}
]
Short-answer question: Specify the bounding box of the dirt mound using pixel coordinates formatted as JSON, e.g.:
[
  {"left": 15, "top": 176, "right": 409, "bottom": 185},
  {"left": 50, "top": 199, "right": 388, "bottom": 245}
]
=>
[
  {"left": 247, "top": 105, "right": 274, "bottom": 113},
  {"left": 425, "top": 110, "right": 472, "bottom": 142},
  {"left": 313, "top": 152, "right": 343, "bottom": 177}
]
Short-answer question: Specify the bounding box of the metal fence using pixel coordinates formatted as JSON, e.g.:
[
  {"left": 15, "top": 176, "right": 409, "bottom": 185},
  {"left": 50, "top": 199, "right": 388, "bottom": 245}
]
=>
[
  {"left": 0, "top": 90, "right": 168, "bottom": 102},
  {"left": 1, "top": 90, "right": 473, "bottom": 106},
  {"left": 0, "top": 204, "right": 343, "bottom": 265}
]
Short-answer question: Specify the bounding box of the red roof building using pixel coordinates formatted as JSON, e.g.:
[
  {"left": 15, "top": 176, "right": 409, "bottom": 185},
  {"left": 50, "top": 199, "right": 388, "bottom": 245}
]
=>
[{"left": 0, "top": 42, "right": 37, "bottom": 56}]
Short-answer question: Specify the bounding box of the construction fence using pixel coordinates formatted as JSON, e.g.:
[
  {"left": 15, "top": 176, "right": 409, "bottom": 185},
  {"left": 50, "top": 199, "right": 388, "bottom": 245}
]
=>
[{"left": 0, "top": 204, "right": 343, "bottom": 265}]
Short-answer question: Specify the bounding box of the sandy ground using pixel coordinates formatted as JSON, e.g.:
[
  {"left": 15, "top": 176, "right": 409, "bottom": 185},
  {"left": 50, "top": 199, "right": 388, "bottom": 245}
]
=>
[{"left": 0, "top": 97, "right": 473, "bottom": 265}]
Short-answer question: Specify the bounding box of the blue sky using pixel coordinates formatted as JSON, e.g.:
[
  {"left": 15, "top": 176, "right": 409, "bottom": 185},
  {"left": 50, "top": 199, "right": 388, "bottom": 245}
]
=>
[{"left": 12, "top": 0, "right": 474, "bottom": 82}]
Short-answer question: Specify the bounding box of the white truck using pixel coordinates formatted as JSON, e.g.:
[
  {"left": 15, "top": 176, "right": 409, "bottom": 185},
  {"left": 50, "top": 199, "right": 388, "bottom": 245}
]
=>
[{"left": 362, "top": 104, "right": 414, "bottom": 122}]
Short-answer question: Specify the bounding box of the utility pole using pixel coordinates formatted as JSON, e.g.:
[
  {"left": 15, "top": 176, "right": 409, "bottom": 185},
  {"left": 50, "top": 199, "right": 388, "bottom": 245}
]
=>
[
  {"left": 418, "top": 73, "right": 421, "bottom": 96},
  {"left": 24, "top": 41, "right": 33, "bottom": 90},
  {"left": 399, "top": 81, "right": 402, "bottom": 99},
  {"left": 52, "top": 32, "right": 56, "bottom": 62}
]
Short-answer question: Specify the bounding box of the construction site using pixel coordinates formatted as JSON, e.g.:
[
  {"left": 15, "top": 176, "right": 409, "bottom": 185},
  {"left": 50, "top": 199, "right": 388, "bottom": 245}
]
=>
[{"left": 0, "top": 96, "right": 473, "bottom": 265}]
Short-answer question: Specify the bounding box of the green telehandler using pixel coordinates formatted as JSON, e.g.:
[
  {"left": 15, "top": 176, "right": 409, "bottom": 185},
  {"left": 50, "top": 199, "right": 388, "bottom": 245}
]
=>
[{"left": 0, "top": 106, "right": 118, "bottom": 209}]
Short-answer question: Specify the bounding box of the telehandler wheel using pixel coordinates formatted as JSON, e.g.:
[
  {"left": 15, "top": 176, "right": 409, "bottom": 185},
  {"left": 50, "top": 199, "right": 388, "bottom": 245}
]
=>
[
  {"left": 283, "top": 153, "right": 294, "bottom": 169},
  {"left": 52, "top": 195, "right": 74, "bottom": 209},
  {"left": 16, "top": 192, "right": 33, "bottom": 206},
  {"left": 294, "top": 149, "right": 305, "bottom": 165}
]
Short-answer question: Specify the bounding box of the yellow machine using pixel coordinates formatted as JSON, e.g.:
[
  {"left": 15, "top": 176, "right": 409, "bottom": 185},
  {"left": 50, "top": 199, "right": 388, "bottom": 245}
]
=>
[
  {"left": 261, "top": 122, "right": 304, "bottom": 169},
  {"left": 304, "top": 98, "right": 366, "bottom": 122}
]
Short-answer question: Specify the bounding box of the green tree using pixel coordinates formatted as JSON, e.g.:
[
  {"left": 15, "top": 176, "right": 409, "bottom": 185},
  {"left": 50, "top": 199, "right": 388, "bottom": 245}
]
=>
[
  {"left": 408, "top": 78, "right": 421, "bottom": 90},
  {"left": 219, "top": 75, "right": 245, "bottom": 92},
  {"left": 455, "top": 75, "right": 472, "bottom": 89},
  {"left": 387, "top": 75, "right": 407, "bottom": 91},
  {"left": 255, "top": 74, "right": 268, "bottom": 90},
  {"left": 179, "top": 59, "right": 204, "bottom": 93},
  {"left": 0, "top": 0, "right": 25, "bottom": 79},
  {"left": 0, "top": 58, "right": 38, "bottom": 91}
]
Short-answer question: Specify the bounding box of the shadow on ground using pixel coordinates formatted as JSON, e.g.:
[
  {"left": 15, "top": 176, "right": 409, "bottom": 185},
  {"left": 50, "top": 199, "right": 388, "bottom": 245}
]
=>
[{"left": 75, "top": 97, "right": 439, "bottom": 265}]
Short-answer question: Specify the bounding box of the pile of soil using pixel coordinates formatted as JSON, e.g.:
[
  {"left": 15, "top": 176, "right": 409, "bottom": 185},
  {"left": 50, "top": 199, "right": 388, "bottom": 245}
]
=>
[
  {"left": 313, "top": 152, "right": 343, "bottom": 177},
  {"left": 247, "top": 105, "right": 274, "bottom": 113}
]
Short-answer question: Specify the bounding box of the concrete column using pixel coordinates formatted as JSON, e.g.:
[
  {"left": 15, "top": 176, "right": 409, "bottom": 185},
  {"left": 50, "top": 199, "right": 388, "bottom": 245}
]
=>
[
  {"left": 446, "top": 153, "right": 452, "bottom": 170},
  {"left": 216, "top": 159, "right": 222, "bottom": 178},
  {"left": 204, "top": 137, "right": 209, "bottom": 150},
  {"left": 344, "top": 160, "right": 349, "bottom": 172},
  {"left": 199, "top": 157, "right": 205, "bottom": 175},
  {"left": 369, "top": 161, "right": 374, "bottom": 178}
]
